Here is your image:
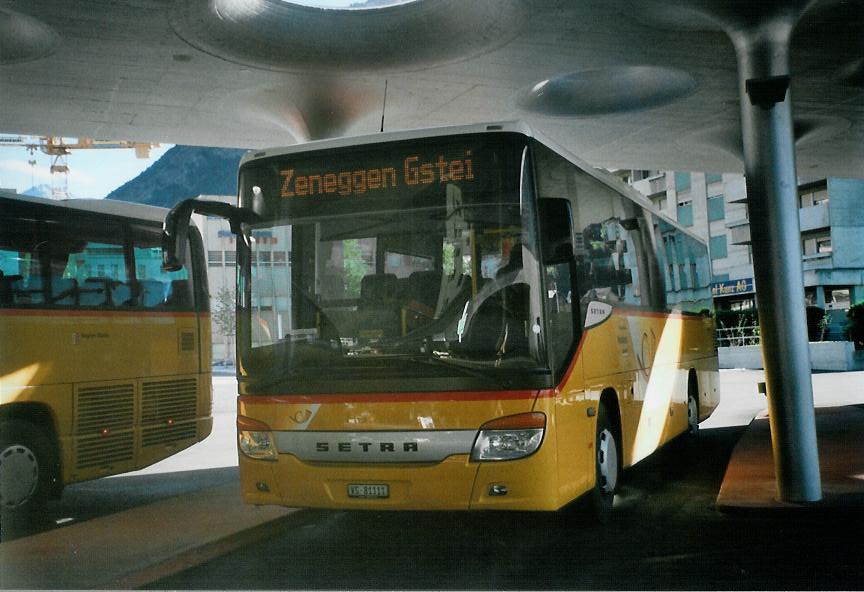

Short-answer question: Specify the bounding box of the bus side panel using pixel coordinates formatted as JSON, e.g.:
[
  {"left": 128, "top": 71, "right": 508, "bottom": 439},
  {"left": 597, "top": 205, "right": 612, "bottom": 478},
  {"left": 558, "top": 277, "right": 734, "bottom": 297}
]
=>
[
  {"left": 696, "top": 354, "right": 721, "bottom": 422},
  {"left": 581, "top": 311, "right": 717, "bottom": 468},
  {"left": 0, "top": 311, "right": 201, "bottom": 384},
  {"left": 1, "top": 310, "right": 210, "bottom": 486},
  {"left": 550, "top": 355, "right": 595, "bottom": 506}
]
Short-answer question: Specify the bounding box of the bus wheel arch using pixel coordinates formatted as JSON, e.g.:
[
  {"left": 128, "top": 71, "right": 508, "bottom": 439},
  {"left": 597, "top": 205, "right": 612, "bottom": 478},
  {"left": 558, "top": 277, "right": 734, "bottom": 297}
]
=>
[
  {"left": 687, "top": 369, "right": 700, "bottom": 436},
  {"left": 592, "top": 389, "right": 622, "bottom": 519},
  {"left": 0, "top": 404, "right": 63, "bottom": 503}
]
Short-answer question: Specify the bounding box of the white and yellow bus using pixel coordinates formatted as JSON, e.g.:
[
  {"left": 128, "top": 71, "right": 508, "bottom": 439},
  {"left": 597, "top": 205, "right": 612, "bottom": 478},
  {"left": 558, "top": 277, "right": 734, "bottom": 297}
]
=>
[
  {"left": 166, "top": 122, "right": 719, "bottom": 513},
  {"left": 0, "top": 191, "right": 212, "bottom": 513}
]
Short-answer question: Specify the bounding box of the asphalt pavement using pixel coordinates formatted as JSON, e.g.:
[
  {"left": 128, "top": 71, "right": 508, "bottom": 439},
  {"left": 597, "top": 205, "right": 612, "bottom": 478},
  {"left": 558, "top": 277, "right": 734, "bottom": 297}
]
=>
[
  {"left": 3, "top": 369, "right": 864, "bottom": 589},
  {"left": 146, "top": 369, "right": 864, "bottom": 590},
  {"left": 147, "top": 426, "right": 864, "bottom": 590}
]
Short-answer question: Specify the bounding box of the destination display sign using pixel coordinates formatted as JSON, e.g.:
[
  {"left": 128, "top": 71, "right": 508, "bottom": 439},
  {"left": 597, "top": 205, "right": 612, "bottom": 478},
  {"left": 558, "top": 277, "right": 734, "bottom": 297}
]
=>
[
  {"left": 279, "top": 151, "right": 476, "bottom": 199},
  {"left": 239, "top": 133, "right": 525, "bottom": 217}
]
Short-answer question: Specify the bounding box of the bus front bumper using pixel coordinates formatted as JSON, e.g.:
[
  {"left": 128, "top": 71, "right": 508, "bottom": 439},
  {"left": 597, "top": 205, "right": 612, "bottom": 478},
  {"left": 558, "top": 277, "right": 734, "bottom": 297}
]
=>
[{"left": 239, "top": 450, "right": 562, "bottom": 511}]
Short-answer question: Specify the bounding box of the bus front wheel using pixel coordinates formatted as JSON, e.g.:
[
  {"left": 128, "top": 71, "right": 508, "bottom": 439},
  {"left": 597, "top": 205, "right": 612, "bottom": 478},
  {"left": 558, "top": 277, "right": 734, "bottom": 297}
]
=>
[
  {"left": 687, "top": 373, "right": 700, "bottom": 437},
  {"left": 0, "top": 420, "right": 54, "bottom": 513},
  {"left": 687, "top": 392, "right": 699, "bottom": 436},
  {"left": 592, "top": 402, "right": 620, "bottom": 520}
]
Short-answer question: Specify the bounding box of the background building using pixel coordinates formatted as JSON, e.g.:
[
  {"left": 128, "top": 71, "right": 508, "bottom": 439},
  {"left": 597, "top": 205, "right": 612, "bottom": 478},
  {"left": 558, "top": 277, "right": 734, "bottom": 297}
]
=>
[
  {"left": 195, "top": 195, "right": 295, "bottom": 364},
  {"left": 624, "top": 171, "right": 864, "bottom": 342},
  {"left": 192, "top": 195, "right": 237, "bottom": 364}
]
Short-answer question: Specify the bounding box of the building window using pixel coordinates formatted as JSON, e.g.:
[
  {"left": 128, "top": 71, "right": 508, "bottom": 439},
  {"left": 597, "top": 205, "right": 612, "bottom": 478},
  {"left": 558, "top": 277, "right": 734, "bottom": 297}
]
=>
[
  {"left": 632, "top": 170, "right": 658, "bottom": 181},
  {"left": 259, "top": 251, "right": 272, "bottom": 265},
  {"left": 675, "top": 172, "right": 691, "bottom": 192},
  {"left": 825, "top": 287, "right": 851, "bottom": 309},
  {"left": 273, "top": 251, "right": 286, "bottom": 266},
  {"left": 677, "top": 201, "right": 693, "bottom": 226},
  {"left": 707, "top": 195, "right": 725, "bottom": 222},
  {"left": 709, "top": 235, "right": 728, "bottom": 260},
  {"left": 816, "top": 237, "right": 832, "bottom": 253},
  {"left": 799, "top": 184, "right": 829, "bottom": 208},
  {"left": 225, "top": 251, "right": 236, "bottom": 266},
  {"left": 652, "top": 195, "right": 667, "bottom": 211},
  {"left": 706, "top": 173, "right": 723, "bottom": 185},
  {"left": 208, "top": 250, "right": 223, "bottom": 266},
  {"left": 802, "top": 231, "right": 832, "bottom": 256},
  {"left": 679, "top": 264, "right": 690, "bottom": 289}
]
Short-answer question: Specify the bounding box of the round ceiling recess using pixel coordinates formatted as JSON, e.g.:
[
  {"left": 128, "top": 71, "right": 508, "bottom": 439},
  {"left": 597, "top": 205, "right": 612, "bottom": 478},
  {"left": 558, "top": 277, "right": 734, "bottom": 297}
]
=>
[
  {"left": 519, "top": 66, "right": 697, "bottom": 116},
  {"left": 0, "top": 9, "right": 60, "bottom": 65},
  {"left": 278, "top": 0, "right": 419, "bottom": 9},
  {"left": 170, "top": 0, "right": 535, "bottom": 73}
]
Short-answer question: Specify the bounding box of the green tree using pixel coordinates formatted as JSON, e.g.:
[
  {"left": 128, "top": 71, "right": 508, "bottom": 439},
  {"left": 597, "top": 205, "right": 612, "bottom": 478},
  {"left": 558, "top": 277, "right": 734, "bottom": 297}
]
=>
[
  {"left": 343, "top": 239, "right": 370, "bottom": 297},
  {"left": 212, "top": 287, "right": 236, "bottom": 364}
]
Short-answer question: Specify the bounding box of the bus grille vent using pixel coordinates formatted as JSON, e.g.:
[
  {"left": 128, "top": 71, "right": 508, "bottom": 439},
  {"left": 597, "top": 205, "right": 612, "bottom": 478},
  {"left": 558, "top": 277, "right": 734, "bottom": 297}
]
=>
[
  {"left": 76, "top": 383, "right": 135, "bottom": 434},
  {"left": 74, "top": 383, "right": 136, "bottom": 469},
  {"left": 142, "top": 378, "right": 198, "bottom": 446},
  {"left": 142, "top": 423, "right": 197, "bottom": 447},
  {"left": 76, "top": 432, "right": 135, "bottom": 469},
  {"left": 179, "top": 330, "right": 196, "bottom": 352}
]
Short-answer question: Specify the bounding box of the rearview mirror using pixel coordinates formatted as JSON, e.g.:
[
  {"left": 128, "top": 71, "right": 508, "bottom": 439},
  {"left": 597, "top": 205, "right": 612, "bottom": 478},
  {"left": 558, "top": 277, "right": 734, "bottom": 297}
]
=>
[{"left": 162, "top": 199, "right": 259, "bottom": 271}]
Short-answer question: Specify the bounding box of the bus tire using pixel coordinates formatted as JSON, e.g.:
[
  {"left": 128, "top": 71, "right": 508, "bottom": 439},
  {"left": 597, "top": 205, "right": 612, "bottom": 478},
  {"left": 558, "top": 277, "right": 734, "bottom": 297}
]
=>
[
  {"left": 0, "top": 420, "right": 55, "bottom": 514},
  {"left": 592, "top": 401, "right": 619, "bottom": 520},
  {"left": 687, "top": 374, "right": 700, "bottom": 437}
]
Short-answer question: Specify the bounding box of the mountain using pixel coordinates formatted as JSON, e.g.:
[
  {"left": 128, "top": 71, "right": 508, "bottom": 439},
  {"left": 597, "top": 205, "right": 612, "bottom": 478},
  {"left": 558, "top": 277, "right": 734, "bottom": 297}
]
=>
[
  {"left": 106, "top": 145, "right": 247, "bottom": 207},
  {"left": 22, "top": 184, "right": 53, "bottom": 198}
]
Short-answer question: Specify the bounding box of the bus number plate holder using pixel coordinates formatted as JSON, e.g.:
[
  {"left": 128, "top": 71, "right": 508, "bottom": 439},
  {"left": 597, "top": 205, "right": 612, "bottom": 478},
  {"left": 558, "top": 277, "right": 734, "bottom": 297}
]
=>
[{"left": 347, "top": 484, "right": 389, "bottom": 499}]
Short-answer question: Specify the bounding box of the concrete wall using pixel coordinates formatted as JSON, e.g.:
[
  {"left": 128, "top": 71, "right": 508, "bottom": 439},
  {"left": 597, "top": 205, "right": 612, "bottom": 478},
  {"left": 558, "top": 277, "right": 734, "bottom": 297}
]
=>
[
  {"left": 827, "top": 178, "right": 864, "bottom": 270},
  {"left": 719, "top": 342, "right": 864, "bottom": 371}
]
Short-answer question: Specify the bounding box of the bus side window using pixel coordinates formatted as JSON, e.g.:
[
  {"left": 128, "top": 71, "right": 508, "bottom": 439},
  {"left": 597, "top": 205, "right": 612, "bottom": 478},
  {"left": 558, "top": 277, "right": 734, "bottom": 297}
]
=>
[
  {"left": 139, "top": 280, "right": 167, "bottom": 307},
  {"left": 53, "top": 215, "right": 129, "bottom": 309},
  {"left": 538, "top": 198, "right": 578, "bottom": 376},
  {"left": 131, "top": 224, "right": 194, "bottom": 311},
  {"left": 1, "top": 217, "right": 47, "bottom": 307}
]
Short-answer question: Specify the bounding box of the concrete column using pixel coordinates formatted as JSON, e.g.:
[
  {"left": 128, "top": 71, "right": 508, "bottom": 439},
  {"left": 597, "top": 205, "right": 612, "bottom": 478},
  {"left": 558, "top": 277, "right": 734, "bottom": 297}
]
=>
[{"left": 731, "top": 16, "right": 822, "bottom": 502}]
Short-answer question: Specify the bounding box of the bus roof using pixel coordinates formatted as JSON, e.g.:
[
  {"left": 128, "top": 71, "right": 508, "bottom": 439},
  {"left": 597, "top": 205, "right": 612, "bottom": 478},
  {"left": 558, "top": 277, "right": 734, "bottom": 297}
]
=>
[
  {"left": 0, "top": 189, "right": 171, "bottom": 224},
  {"left": 239, "top": 121, "right": 535, "bottom": 165},
  {"left": 239, "top": 121, "right": 705, "bottom": 245}
]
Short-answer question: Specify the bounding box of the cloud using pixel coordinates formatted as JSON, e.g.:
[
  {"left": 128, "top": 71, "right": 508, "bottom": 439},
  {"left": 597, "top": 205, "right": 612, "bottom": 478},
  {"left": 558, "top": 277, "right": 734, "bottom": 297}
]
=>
[
  {"left": 0, "top": 158, "right": 53, "bottom": 182},
  {"left": 68, "top": 168, "right": 96, "bottom": 184}
]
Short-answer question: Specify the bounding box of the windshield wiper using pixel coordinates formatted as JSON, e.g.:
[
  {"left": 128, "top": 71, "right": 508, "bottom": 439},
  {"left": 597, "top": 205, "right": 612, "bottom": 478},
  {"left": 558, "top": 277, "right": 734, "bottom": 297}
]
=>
[{"left": 409, "top": 353, "right": 515, "bottom": 389}]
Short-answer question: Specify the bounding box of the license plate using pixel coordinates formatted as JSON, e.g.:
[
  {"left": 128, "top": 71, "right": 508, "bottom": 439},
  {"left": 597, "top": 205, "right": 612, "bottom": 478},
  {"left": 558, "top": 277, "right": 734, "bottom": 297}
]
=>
[{"left": 347, "top": 484, "right": 390, "bottom": 499}]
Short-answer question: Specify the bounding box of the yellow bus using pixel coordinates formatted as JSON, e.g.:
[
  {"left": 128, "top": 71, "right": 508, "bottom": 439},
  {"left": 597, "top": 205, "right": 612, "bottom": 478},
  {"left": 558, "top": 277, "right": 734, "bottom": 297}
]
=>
[
  {"left": 165, "top": 122, "right": 719, "bottom": 514},
  {"left": 0, "top": 191, "right": 212, "bottom": 513}
]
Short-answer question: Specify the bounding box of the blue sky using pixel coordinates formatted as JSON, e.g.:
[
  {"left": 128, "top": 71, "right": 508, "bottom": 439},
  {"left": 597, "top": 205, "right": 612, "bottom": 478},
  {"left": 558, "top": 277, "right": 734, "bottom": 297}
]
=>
[{"left": 0, "top": 137, "right": 173, "bottom": 198}]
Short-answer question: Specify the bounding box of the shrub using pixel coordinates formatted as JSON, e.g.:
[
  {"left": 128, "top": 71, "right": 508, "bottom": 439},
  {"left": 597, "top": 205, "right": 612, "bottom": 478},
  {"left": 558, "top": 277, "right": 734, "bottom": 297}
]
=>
[
  {"left": 806, "top": 306, "right": 825, "bottom": 342},
  {"left": 847, "top": 302, "right": 864, "bottom": 350}
]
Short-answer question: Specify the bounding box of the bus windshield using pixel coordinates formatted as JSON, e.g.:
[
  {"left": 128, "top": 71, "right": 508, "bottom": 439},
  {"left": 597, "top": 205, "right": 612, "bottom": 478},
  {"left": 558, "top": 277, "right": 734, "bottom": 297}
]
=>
[{"left": 237, "top": 133, "right": 552, "bottom": 393}]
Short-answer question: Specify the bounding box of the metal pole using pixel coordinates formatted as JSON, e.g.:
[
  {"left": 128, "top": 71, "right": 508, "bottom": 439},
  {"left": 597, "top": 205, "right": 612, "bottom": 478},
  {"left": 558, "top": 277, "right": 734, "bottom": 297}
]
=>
[{"left": 732, "top": 19, "right": 822, "bottom": 502}]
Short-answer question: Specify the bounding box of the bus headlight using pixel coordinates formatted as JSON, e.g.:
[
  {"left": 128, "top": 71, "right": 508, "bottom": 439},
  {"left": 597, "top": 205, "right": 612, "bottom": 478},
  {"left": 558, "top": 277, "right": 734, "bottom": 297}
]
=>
[
  {"left": 237, "top": 415, "right": 277, "bottom": 461},
  {"left": 471, "top": 412, "right": 546, "bottom": 461}
]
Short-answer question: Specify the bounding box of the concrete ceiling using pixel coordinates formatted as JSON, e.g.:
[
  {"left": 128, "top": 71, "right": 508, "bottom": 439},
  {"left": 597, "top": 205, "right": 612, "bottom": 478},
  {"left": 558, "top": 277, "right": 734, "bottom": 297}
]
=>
[{"left": 1, "top": 0, "right": 862, "bottom": 176}]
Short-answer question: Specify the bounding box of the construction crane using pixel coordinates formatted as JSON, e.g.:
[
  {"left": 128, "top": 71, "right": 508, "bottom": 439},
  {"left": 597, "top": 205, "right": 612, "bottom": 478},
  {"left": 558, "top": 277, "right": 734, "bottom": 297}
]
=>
[{"left": 0, "top": 135, "right": 159, "bottom": 199}]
